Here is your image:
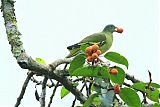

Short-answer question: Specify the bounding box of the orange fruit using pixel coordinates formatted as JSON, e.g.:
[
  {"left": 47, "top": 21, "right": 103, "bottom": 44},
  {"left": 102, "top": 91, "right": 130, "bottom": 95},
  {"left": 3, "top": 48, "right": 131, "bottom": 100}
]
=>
[
  {"left": 91, "top": 53, "right": 98, "bottom": 59},
  {"left": 85, "top": 47, "right": 93, "bottom": 55},
  {"left": 116, "top": 28, "right": 123, "bottom": 33},
  {"left": 95, "top": 50, "right": 102, "bottom": 55},
  {"left": 113, "top": 84, "right": 120, "bottom": 94},
  {"left": 87, "top": 56, "right": 93, "bottom": 62},
  {"left": 109, "top": 68, "right": 118, "bottom": 75},
  {"left": 91, "top": 44, "right": 99, "bottom": 52}
]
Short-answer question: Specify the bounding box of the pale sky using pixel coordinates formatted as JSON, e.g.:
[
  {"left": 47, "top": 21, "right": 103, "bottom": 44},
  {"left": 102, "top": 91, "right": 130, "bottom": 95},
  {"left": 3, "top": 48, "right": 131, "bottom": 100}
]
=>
[{"left": 0, "top": 0, "right": 159, "bottom": 107}]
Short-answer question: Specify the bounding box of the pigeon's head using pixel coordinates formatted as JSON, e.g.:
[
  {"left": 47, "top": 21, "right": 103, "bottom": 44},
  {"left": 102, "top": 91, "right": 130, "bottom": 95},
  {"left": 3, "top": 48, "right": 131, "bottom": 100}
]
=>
[{"left": 103, "top": 24, "right": 123, "bottom": 33}]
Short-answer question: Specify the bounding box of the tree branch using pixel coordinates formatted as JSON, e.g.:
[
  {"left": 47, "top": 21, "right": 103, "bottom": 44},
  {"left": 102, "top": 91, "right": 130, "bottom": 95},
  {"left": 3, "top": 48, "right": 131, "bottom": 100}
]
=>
[
  {"left": 14, "top": 71, "right": 34, "bottom": 107},
  {"left": 126, "top": 73, "right": 140, "bottom": 83},
  {"left": 31, "top": 76, "right": 55, "bottom": 88},
  {"left": 1, "top": 0, "right": 87, "bottom": 104},
  {"left": 48, "top": 82, "right": 59, "bottom": 107},
  {"left": 49, "top": 59, "right": 71, "bottom": 70},
  {"left": 72, "top": 81, "right": 86, "bottom": 107},
  {"left": 40, "top": 76, "right": 48, "bottom": 107}
]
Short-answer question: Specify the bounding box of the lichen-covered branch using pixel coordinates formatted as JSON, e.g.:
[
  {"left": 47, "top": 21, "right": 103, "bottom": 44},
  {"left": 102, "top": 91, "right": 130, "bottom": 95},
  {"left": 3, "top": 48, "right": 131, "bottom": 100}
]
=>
[{"left": 1, "top": 0, "right": 87, "bottom": 104}]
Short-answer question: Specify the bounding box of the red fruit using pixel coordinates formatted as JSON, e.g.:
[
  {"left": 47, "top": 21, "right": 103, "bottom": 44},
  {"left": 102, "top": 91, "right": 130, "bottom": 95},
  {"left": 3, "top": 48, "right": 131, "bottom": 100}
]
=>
[
  {"left": 113, "top": 84, "right": 120, "bottom": 94},
  {"left": 87, "top": 56, "right": 93, "bottom": 62},
  {"left": 116, "top": 28, "right": 123, "bottom": 33},
  {"left": 85, "top": 47, "right": 93, "bottom": 55},
  {"left": 95, "top": 50, "right": 102, "bottom": 55},
  {"left": 91, "top": 44, "right": 99, "bottom": 52},
  {"left": 109, "top": 68, "right": 118, "bottom": 75},
  {"left": 91, "top": 53, "right": 98, "bottom": 59}
]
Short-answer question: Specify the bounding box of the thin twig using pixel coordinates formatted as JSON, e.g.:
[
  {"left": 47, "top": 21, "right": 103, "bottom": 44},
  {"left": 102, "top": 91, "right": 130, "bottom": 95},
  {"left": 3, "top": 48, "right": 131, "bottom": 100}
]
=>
[
  {"left": 49, "top": 79, "right": 55, "bottom": 86},
  {"left": 123, "top": 82, "right": 131, "bottom": 87},
  {"left": 40, "top": 76, "right": 48, "bottom": 107},
  {"left": 48, "top": 82, "right": 59, "bottom": 107},
  {"left": 88, "top": 77, "right": 93, "bottom": 96},
  {"left": 30, "top": 76, "right": 55, "bottom": 88},
  {"left": 73, "top": 77, "right": 84, "bottom": 82},
  {"left": 71, "top": 98, "right": 77, "bottom": 107},
  {"left": 146, "top": 70, "right": 152, "bottom": 88},
  {"left": 71, "top": 81, "right": 86, "bottom": 107},
  {"left": 85, "top": 81, "right": 89, "bottom": 97},
  {"left": 14, "top": 71, "right": 34, "bottom": 107},
  {"left": 142, "top": 92, "right": 148, "bottom": 104},
  {"left": 125, "top": 73, "right": 140, "bottom": 83}
]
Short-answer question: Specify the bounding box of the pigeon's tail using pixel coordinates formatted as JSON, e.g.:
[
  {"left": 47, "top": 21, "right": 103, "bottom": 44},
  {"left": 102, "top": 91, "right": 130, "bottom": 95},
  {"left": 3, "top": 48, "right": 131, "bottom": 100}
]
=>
[{"left": 67, "top": 43, "right": 80, "bottom": 50}]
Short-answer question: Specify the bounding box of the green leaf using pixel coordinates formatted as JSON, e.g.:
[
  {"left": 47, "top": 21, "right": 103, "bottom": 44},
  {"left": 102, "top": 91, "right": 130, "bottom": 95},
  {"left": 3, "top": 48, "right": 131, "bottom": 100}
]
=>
[
  {"left": 36, "top": 58, "right": 46, "bottom": 65},
  {"left": 60, "top": 83, "right": 78, "bottom": 99},
  {"left": 150, "top": 83, "right": 160, "bottom": 88},
  {"left": 146, "top": 89, "right": 159, "bottom": 102},
  {"left": 131, "top": 82, "right": 146, "bottom": 91},
  {"left": 110, "top": 67, "right": 126, "bottom": 85},
  {"left": 131, "top": 82, "right": 160, "bottom": 92},
  {"left": 119, "top": 88, "right": 141, "bottom": 107},
  {"left": 60, "top": 86, "right": 70, "bottom": 99},
  {"left": 69, "top": 54, "right": 86, "bottom": 74},
  {"left": 151, "top": 103, "right": 160, "bottom": 107},
  {"left": 100, "top": 67, "right": 110, "bottom": 78},
  {"left": 104, "top": 52, "right": 129, "bottom": 69},
  {"left": 92, "top": 96, "right": 101, "bottom": 106},
  {"left": 71, "top": 66, "right": 110, "bottom": 78},
  {"left": 92, "top": 78, "right": 103, "bottom": 93},
  {"left": 83, "top": 93, "right": 99, "bottom": 107}
]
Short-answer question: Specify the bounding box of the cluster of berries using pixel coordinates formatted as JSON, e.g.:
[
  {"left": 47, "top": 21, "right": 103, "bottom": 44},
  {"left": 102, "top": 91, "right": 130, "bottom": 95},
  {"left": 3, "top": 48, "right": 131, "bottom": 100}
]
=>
[
  {"left": 85, "top": 45, "right": 120, "bottom": 94},
  {"left": 85, "top": 44, "right": 102, "bottom": 62}
]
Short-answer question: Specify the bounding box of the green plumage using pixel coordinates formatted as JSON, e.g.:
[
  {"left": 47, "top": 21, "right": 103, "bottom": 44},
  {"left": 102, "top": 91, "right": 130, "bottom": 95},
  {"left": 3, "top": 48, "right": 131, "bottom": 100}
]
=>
[{"left": 66, "top": 24, "right": 119, "bottom": 58}]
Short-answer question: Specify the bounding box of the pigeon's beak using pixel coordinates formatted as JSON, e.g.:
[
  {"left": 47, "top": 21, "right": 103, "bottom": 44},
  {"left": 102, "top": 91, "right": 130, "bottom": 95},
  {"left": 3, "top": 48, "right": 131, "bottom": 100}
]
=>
[{"left": 115, "top": 27, "right": 123, "bottom": 33}]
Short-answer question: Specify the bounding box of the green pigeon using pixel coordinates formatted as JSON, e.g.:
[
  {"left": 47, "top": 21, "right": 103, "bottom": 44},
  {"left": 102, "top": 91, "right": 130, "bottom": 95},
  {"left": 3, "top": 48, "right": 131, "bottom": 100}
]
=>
[{"left": 66, "top": 24, "right": 123, "bottom": 58}]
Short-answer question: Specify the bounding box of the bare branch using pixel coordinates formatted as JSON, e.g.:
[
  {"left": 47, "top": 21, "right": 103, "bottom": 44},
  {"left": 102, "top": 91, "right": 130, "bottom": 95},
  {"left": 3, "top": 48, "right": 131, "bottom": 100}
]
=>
[
  {"left": 40, "top": 76, "right": 48, "bottom": 107},
  {"left": 48, "top": 82, "right": 59, "bottom": 107},
  {"left": 31, "top": 76, "right": 55, "bottom": 88},
  {"left": 71, "top": 98, "right": 77, "bottom": 107},
  {"left": 147, "top": 70, "right": 152, "bottom": 88},
  {"left": 72, "top": 81, "right": 86, "bottom": 107},
  {"left": 125, "top": 73, "right": 140, "bottom": 83},
  {"left": 14, "top": 71, "right": 34, "bottom": 107},
  {"left": 49, "top": 59, "right": 71, "bottom": 70}
]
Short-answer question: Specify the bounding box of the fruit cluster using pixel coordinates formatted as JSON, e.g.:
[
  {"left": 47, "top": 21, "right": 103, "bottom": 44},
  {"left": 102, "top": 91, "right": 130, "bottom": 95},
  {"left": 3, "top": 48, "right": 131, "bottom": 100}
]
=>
[
  {"left": 85, "top": 44, "right": 102, "bottom": 62},
  {"left": 113, "top": 84, "right": 120, "bottom": 94}
]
